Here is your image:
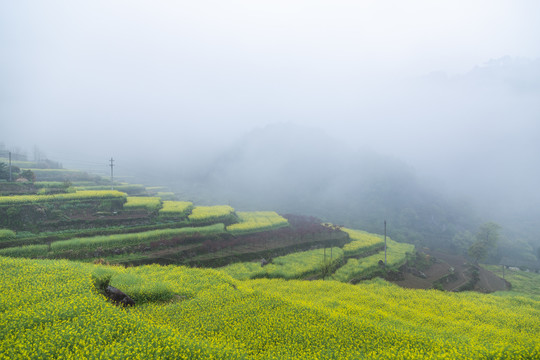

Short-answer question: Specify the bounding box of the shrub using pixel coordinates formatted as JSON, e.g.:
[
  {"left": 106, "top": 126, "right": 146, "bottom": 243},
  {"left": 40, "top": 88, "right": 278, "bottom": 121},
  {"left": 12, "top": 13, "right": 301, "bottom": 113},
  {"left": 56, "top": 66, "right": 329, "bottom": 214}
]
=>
[
  {"left": 92, "top": 274, "right": 112, "bottom": 292},
  {"left": 0, "top": 229, "right": 16, "bottom": 242}
]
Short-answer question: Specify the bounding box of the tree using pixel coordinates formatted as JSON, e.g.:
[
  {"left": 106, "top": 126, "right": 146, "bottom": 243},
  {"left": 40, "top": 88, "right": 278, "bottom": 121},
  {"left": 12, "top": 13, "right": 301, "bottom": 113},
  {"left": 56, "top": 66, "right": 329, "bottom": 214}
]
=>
[
  {"left": 468, "top": 222, "right": 501, "bottom": 264},
  {"left": 0, "top": 162, "right": 8, "bottom": 181},
  {"left": 19, "top": 169, "right": 35, "bottom": 182},
  {"left": 451, "top": 230, "right": 474, "bottom": 254}
]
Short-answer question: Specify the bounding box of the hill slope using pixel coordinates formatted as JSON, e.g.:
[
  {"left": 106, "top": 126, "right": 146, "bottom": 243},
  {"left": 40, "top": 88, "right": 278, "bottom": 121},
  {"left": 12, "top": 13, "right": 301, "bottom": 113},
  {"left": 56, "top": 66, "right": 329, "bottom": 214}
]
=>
[{"left": 1, "top": 256, "right": 539, "bottom": 359}]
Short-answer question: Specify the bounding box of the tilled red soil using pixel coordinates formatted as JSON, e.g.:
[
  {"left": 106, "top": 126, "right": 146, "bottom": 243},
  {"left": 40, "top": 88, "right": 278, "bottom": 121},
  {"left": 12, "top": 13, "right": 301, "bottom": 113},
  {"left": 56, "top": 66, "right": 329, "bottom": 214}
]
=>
[{"left": 391, "top": 250, "right": 509, "bottom": 293}]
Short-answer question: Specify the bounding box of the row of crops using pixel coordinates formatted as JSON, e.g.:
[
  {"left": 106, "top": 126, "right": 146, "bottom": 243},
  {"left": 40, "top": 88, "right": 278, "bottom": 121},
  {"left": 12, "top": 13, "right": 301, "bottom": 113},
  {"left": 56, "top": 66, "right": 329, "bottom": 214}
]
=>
[
  {"left": 222, "top": 247, "right": 345, "bottom": 280},
  {"left": 0, "top": 210, "right": 409, "bottom": 283},
  {"left": 226, "top": 211, "right": 289, "bottom": 235},
  {"left": 159, "top": 201, "right": 194, "bottom": 218},
  {"left": 123, "top": 196, "right": 163, "bottom": 211},
  {"left": 23, "top": 168, "right": 100, "bottom": 182},
  {"left": 1, "top": 255, "right": 538, "bottom": 359},
  {"left": 341, "top": 228, "right": 386, "bottom": 255},
  {"left": 0, "top": 190, "right": 127, "bottom": 205},
  {"left": 0, "top": 190, "right": 298, "bottom": 262},
  {"left": 0, "top": 224, "right": 225, "bottom": 259},
  {"left": 332, "top": 238, "right": 414, "bottom": 282},
  {"left": 0, "top": 189, "right": 288, "bottom": 228},
  {"left": 0, "top": 185, "right": 290, "bottom": 235},
  {"left": 74, "top": 184, "right": 148, "bottom": 195},
  {"left": 221, "top": 227, "right": 412, "bottom": 282},
  {"left": 0, "top": 188, "right": 406, "bottom": 282},
  {"left": 188, "top": 205, "right": 237, "bottom": 224}
]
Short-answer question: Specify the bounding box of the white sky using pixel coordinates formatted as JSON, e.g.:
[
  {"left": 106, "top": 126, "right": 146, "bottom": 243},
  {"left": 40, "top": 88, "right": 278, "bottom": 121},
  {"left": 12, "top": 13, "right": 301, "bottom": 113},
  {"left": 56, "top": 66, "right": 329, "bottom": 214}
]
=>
[{"left": 1, "top": 0, "right": 539, "bottom": 162}]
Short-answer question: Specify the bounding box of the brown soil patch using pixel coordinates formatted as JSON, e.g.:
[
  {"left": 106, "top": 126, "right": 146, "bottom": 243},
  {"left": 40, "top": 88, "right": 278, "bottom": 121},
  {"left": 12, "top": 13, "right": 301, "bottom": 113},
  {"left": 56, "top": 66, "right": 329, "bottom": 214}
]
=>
[{"left": 391, "top": 249, "right": 509, "bottom": 293}]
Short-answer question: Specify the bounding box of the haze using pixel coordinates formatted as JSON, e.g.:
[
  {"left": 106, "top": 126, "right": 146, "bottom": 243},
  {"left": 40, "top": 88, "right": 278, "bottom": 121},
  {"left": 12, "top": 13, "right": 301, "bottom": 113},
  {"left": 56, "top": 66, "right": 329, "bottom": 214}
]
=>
[{"left": 1, "top": 1, "right": 540, "bottom": 254}]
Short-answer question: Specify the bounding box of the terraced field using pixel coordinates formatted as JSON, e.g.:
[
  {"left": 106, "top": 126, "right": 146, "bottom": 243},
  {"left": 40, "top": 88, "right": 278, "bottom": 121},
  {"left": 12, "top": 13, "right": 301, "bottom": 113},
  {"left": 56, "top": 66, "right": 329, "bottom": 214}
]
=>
[
  {"left": 226, "top": 211, "right": 289, "bottom": 235},
  {"left": 1, "top": 161, "right": 539, "bottom": 359},
  {"left": 0, "top": 188, "right": 353, "bottom": 270}
]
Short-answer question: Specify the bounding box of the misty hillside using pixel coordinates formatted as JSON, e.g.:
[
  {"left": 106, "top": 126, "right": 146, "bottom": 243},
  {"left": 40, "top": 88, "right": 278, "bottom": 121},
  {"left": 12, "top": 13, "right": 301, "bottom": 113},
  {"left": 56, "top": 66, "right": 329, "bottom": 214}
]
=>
[{"left": 166, "top": 124, "right": 479, "bottom": 250}]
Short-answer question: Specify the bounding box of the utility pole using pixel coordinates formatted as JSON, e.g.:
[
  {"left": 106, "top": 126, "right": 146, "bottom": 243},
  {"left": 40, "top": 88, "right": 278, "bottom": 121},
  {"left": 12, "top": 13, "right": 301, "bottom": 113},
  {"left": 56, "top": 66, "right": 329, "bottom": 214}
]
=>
[
  {"left": 384, "top": 220, "right": 387, "bottom": 266},
  {"left": 109, "top": 157, "right": 114, "bottom": 190},
  {"left": 323, "top": 246, "right": 327, "bottom": 280},
  {"left": 8, "top": 151, "right": 12, "bottom": 182}
]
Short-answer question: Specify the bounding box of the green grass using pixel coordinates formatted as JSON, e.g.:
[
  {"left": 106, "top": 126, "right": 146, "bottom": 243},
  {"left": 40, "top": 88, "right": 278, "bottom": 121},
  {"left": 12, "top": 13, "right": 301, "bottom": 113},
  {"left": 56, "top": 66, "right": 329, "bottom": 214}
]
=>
[
  {"left": 0, "top": 229, "right": 16, "bottom": 242},
  {"left": 34, "top": 181, "right": 67, "bottom": 188},
  {"left": 484, "top": 264, "right": 540, "bottom": 296},
  {"left": 0, "top": 244, "right": 49, "bottom": 258},
  {"left": 104, "top": 271, "right": 177, "bottom": 303}
]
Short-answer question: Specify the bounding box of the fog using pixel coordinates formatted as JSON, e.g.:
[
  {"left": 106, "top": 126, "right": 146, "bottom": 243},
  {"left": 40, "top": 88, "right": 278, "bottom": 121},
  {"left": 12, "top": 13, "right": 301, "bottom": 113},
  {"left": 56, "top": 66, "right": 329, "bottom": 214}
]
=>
[{"left": 1, "top": 1, "right": 540, "bottom": 258}]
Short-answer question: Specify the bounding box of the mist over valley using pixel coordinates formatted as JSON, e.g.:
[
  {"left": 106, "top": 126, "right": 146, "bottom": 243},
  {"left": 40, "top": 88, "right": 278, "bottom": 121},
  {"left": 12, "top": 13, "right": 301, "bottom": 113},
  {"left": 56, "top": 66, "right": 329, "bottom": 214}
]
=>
[{"left": 1, "top": 2, "right": 540, "bottom": 358}]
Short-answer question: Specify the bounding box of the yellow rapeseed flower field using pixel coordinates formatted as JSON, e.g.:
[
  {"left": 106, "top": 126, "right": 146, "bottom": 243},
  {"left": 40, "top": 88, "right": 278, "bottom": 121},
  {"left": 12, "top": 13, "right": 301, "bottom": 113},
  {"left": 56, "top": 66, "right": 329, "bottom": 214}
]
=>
[{"left": 1, "top": 256, "right": 538, "bottom": 359}]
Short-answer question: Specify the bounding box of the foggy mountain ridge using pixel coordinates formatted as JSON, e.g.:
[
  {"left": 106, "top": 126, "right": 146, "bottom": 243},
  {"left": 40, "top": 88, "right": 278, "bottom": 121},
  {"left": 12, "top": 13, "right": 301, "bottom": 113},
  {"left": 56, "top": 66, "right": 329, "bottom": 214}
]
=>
[
  {"left": 1, "top": 0, "right": 539, "bottom": 267},
  {"left": 149, "top": 119, "right": 537, "bottom": 265},
  {"left": 421, "top": 56, "right": 540, "bottom": 92},
  {"left": 391, "top": 57, "right": 540, "bottom": 216},
  {"left": 165, "top": 123, "right": 481, "bottom": 249}
]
